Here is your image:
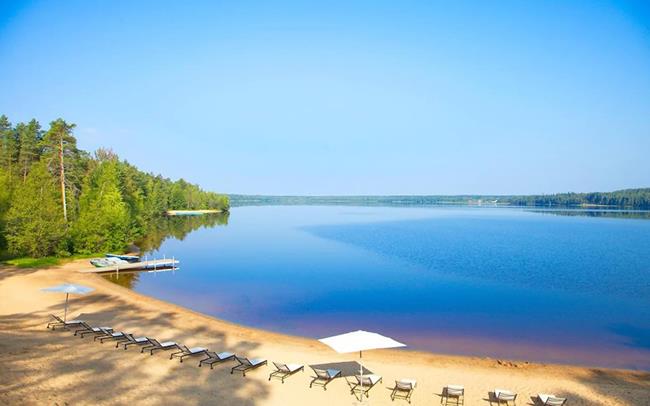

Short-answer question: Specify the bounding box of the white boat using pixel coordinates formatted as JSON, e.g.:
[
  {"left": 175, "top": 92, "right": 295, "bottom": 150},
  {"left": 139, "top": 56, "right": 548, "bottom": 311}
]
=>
[
  {"left": 105, "top": 253, "right": 140, "bottom": 262},
  {"left": 90, "top": 257, "right": 129, "bottom": 268}
]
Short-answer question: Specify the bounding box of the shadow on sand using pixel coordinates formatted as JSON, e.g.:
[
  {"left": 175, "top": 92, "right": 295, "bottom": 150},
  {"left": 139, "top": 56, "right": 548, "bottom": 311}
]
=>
[{"left": 0, "top": 291, "right": 269, "bottom": 405}]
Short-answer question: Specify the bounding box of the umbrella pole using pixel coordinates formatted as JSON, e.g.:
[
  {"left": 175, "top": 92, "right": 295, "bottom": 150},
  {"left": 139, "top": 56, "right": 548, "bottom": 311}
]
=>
[
  {"left": 63, "top": 293, "right": 69, "bottom": 322},
  {"left": 359, "top": 350, "right": 364, "bottom": 401}
]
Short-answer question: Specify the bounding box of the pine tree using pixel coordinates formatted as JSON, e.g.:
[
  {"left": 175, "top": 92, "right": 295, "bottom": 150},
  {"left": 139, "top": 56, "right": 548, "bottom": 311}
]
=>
[
  {"left": 42, "top": 119, "right": 77, "bottom": 223},
  {"left": 72, "top": 159, "right": 130, "bottom": 253},
  {"left": 5, "top": 163, "right": 67, "bottom": 256},
  {"left": 0, "top": 166, "right": 11, "bottom": 250},
  {"left": 17, "top": 119, "right": 42, "bottom": 182},
  {"left": 0, "top": 115, "right": 18, "bottom": 180}
]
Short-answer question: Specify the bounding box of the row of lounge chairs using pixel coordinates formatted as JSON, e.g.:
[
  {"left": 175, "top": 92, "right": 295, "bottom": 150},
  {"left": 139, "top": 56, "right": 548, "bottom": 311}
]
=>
[
  {"left": 48, "top": 316, "right": 267, "bottom": 376},
  {"left": 47, "top": 315, "right": 568, "bottom": 404},
  {"left": 440, "top": 385, "right": 568, "bottom": 406}
]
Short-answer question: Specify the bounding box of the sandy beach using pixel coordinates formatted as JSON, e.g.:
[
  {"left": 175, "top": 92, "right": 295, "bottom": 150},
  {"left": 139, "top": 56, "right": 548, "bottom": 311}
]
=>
[{"left": 1, "top": 260, "right": 648, "bottom": 406}]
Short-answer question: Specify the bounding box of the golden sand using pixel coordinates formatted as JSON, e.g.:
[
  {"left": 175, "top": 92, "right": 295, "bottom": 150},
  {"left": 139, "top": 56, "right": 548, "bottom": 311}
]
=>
[{"left": 1, "top": 260, "right": 648, "bottom": 405}]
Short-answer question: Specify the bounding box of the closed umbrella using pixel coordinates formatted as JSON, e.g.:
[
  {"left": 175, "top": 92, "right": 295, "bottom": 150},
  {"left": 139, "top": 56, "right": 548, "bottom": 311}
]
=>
[
  {"left": 41, "top": 283, "right": 94, "bottom": 322},
  {"left": 319, "top": 330, "right": 406, "bottom": 400}
]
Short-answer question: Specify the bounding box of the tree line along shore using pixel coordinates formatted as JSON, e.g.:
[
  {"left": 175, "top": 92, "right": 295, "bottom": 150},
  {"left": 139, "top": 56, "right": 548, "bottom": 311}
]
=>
[
  {"left": 0, "top": 114, "right": 229, "bottom": 260},
  {"left": 229, "top": 189, "right": 650, "bottom": 208}
]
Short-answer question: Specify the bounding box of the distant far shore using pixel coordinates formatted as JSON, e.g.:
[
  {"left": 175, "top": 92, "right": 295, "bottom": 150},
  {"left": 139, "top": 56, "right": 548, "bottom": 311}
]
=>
[{"left": 229, "top": 188, "right": 650, "bottom": 210}]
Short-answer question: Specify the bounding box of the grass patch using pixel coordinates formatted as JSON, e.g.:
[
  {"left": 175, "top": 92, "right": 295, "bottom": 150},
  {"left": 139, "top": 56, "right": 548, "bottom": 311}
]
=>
[
  {"left": 3, "top": 256, "right": 61, "bottom": 268},
  {"left": 1, "top": 252, "right": 105, "bottom": 269}
]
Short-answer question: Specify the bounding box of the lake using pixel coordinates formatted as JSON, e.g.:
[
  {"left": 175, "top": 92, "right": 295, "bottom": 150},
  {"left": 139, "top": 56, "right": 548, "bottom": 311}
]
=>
[{"left": 104, "top": 206, "right": 650, "bottom": 370}]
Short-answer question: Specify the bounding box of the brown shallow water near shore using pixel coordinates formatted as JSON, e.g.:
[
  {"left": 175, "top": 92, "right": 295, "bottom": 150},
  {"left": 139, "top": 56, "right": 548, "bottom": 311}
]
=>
[{"left": 1, "top": 260, "right": 649, "bottom": 405}]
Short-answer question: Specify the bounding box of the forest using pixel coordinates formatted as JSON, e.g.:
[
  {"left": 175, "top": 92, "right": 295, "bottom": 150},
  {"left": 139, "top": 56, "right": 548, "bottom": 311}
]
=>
[
  {"left": 505, "top": 189, "right": 650, "bottom": 208},
  {"left": 230, "top": 189, "right": 650, "bottom": 209},
  {"left": 0, "top": 115, "right": 229, "bottom": 258}
]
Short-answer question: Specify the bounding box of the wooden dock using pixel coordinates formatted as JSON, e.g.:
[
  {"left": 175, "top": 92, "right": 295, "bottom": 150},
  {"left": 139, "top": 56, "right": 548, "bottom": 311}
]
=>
[
  {"left": 166, "top": 209, "right": 222, "bottom": 216},
  {"left": 79, "top": 259, "right": 179, "bottom": 274}
]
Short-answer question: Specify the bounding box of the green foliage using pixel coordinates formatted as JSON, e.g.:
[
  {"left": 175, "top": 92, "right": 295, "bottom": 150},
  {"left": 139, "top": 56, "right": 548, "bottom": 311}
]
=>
[
  {"left": 73, "top": 159, "right": 131, "bottom": 253},
  {"left": 41, "top": 118, "right": 80, "bottom": 222},
  {"left": 0, "top": 114, "right": 230, "bottom": 258},
  {"left": 3, "top": 256, "right": 61, "bottom": 268},
  {"left": 505, "top": 189, "right": 650, "bottom": 209},
  {"left": 0, "top": 115, "right": 18, "bottom": 180},
  {"left": 0, "top": 167, "right": 11, "bottom": 250},
  {"left": 16, "top": 119, "right": 42, "bottom": 182},
  {"left": 5, "top": 163, "right": 68, "bottom": 257}
]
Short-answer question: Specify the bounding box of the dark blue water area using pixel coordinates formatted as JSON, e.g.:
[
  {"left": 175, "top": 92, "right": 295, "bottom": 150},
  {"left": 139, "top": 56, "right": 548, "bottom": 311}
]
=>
[{"left": 105, "top": 206, "right": 650, "bottom": 370}]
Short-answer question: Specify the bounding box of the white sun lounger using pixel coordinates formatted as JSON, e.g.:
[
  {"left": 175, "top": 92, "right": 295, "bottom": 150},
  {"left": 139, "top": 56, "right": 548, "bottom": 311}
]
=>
[
  {"left": 198, "top": 351, "right": 235, "bottom": 368},
  {"left": 269, "top": 362, "right": 304, "bottom": 383},
  {"left": 47, "top": 314, "right": 85, "bottom": 330},
  {"left": 231, "top": 356, "right": 268, "bottom": 376},
  {"left": 119, "top": 333, "right": 152, "bottom": 350},
  {"left": 142, "top": 339, "right": 182, "bottom": 355},
  {"left": 350, "top": 374, "right": 382, "bottom": 398},
  {"left": 97, "top": 331, "right": 128, "bottom": 344},
  {"left": 170, "top": 345, "right": 209, "bottom": 362},
  {"left": 391, "top": 379, "right": 417, "bottom": 403},
  {"left": 309, "top": 368, "right": 342, "bottom": 390},
  {"left": 494, "top": 389, "right": 517, "bottom": 405},
  {"left": 442, "top": 385, "right": 465, "bottom": 405},
  {"left": 538, "top": 394, "right": 567, "bottom": 406},
  {"left": 73, "top": 322, "right": 113, "bottom": 338}
]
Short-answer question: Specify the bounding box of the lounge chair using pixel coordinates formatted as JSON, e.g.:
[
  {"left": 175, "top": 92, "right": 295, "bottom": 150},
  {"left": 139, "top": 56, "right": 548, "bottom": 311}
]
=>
[
  {"left": 309, "top": 367, "right": 341, "bottom": 390},
  {"left": 268, "top": 362, "right": 304, "bottom": 383},
  {"left": 119, "top": 333, "right": 152, "bottom": 350},
  {"left": 73, "top": 322, "right": 113, "bottom": 338},
  {"left": 350, "top": 374, "right": 382, "bottom": 398},
  {"left": 391, "top": 379, "right": 417, "bottom": 403},
  {"left": 97, "top": 331, "right": 129, "bottom": 344},
  {"left": 538, "top": 394, "right": 567, "bottom": 406},
  {"left": 442, "top": 385, "right": 464, "bottom": 405},
  {"left": 47, "top": 314, "right": 85, "bottom": 330},
  {"left": 86, "top": 327, "right": 114, "bottom": 340},
  {"left": 142, "top": 339, "right": 182, "bottom": 355},
  {"left": 198, "top": 351, "right": 235, "bottom": 369},
  {"left": 231, "top": 356, "right": 268, "bottom": 376},
  {"left": 493, "top": 389, "right": 517, "bottom": 405},
  {"left": 170, "top": 345, "right": 209, "bottom": 362}
]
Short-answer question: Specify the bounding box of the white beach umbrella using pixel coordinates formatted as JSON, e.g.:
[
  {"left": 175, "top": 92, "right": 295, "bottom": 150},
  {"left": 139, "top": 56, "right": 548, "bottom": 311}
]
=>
[
  {"left": 41, "top": 283, "right": 94, "bottom": 322},
  {"left": 319, "top": 330, "right": 406, "bottom": 399}
]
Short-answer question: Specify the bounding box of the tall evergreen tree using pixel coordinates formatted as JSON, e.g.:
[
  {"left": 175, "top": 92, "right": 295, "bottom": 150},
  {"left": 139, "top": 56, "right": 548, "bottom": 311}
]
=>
[
  {"left": 0, "top": 115, "right": 18, "bottom": 180},
  {"left": 17, "top": 119, "right": 42, "bottom": 182},
  {"left": 5, "top": 163, "right": 67, "bottom": 257},
  {"left": 0, "top": 166, "right": 11, "bottom": 250},
  {"left": 42, "top": 119, "right": 77, "bottom": 223},
  {"left": 72, "top": 159, "right": 130, "bottom": 253}
]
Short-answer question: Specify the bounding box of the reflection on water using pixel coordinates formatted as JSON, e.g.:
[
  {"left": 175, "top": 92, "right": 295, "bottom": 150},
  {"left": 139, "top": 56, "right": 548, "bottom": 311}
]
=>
[
  {"left": 529, "top": 209, "right": 650, "bottom": 220},
  {"left": 137, "top": 212, "right": 229, "bottom": 252},
  {"left": 101, "top": 212, "right": 229, "bottom": 288},
  {"left": 101, "top": 206, "right": 650, "bottom": 369},
  {"left": 103, "top": 271, "right": 140, "bottom": 289}
]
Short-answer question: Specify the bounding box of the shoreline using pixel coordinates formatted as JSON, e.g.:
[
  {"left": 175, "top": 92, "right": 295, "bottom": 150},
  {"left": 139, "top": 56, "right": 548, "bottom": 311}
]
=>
[{"left": 1, "top": 260, "right": 649, "bottom": 405}]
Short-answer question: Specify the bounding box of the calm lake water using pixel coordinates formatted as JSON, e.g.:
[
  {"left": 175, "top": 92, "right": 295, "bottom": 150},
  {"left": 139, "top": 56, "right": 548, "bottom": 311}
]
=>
[{"left": 104, "top": 206, "right": 650, "bottom": 370}]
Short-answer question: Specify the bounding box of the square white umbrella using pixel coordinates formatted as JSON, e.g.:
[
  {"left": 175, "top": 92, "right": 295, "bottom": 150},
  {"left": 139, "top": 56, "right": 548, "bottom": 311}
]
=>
[
  {"left": 42, "top": 283, "right": 94, "bottom": 322},
  {"left": 319, "top": 330, "right": 406, "bottom": 399}
]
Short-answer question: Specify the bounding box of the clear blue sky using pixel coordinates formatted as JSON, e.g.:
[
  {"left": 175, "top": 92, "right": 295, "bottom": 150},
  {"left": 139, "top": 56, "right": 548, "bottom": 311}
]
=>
[{"left": 1, "top": 1, "right": 649, "bottom": 195}]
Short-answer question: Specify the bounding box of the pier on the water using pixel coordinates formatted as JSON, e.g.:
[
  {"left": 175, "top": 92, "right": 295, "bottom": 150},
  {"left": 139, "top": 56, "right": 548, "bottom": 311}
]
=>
[{"left": 79, "top": 258, "right": 179, "bottom": 274}]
